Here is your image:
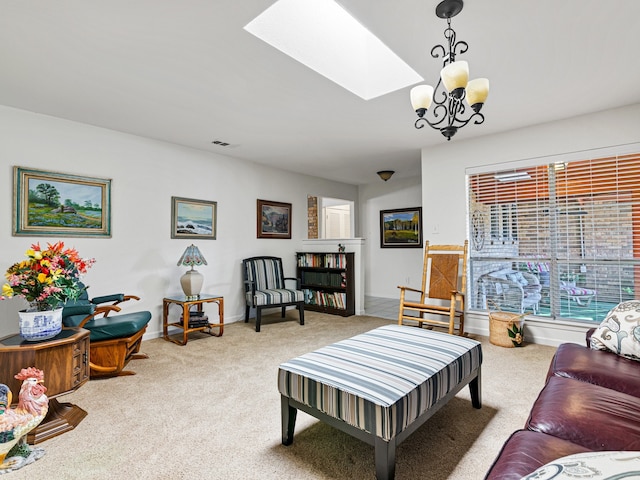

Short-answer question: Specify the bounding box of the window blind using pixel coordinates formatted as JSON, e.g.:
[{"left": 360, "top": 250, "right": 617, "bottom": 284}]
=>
[{"left": 467, "top": 150, "right": 640, "bottom": 323}]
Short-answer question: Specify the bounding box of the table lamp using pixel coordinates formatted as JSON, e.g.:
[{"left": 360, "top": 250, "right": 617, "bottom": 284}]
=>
[{"left": 177, "top": 244, "right": 207, "bottom": 298}]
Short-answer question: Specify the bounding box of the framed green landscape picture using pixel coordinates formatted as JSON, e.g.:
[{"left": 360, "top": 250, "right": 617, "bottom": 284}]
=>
[
  {"left": 13, "top": 166, "right": 111, "bottom": 237},
  {"left": 380, "top": 207, "right": 422, "bottom": 248}
]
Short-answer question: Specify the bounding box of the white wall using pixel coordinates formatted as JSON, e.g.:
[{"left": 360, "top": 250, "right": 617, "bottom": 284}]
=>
[
  {"left": 359, "top": 175, "right": 423, "bottom": 299},
  {"left": 419, "top": 103, "right": 640, "bottom": 345},
  {"left": 0, "top": 106, "right": 358, "bottom": 339}
]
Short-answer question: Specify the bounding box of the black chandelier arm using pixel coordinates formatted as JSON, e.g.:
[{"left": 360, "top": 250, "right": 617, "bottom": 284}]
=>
[
  {"left": 452, "top": 111, "right": 486, "bottom": 129},
  {"left": 429, "top": 103, "right": 451, "bottom": 126},
  {"left": 432, "top": 80, "right": 449, "bottom": 106},
  {"left": 430, "top": 37, "right": 468, "bottom": 65},
  {"left": 414, "top": 104, "right": 485, "bottom": 132},
  {"left": 430, "top": 43, "right": 447, "bottom": 61},
  {"left": 414, "top": 103, "right": 453, "bottom": 130},
  {"left": 431, "top": 22, "right": 469, "bottom": 64},
  {"left": 448, "top": 95, "right": 467, "bottom": 119},
  {"left": 414, "top": 116, "right": 438, "bottom": 131}
]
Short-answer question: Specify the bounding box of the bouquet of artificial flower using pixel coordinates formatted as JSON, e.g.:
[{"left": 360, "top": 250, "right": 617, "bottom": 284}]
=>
[{"left": 2, "top": 241, "right": 95, "bottom": 311}]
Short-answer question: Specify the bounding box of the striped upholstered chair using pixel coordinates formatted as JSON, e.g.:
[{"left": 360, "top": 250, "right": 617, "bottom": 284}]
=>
[{"left": 242, "top": 256, "right": 305, "bottom": 332}]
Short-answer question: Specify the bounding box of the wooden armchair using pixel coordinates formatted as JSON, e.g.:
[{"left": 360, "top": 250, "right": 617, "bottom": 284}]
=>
[
  {"left": 398, "top": 241, "right": 468, "bottom": 335},
  {"left": 242, "top": 256, "right": 305, "bottom": 332},
  {"left": 62, "top": 288, "right": 152, "bottom": 378}
]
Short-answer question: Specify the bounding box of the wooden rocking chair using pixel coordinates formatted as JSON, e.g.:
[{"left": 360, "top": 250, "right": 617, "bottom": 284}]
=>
[
  {"left": 397, "top": 241, "right": 468, "bottom": 335},
  {"left": 62, "top": 289, "right": 152, "bottom": 379}
]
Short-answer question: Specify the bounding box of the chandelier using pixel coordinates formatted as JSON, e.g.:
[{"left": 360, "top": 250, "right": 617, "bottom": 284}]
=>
[{"left": 410, "top": 0, "right": 489, "bottom": 141}]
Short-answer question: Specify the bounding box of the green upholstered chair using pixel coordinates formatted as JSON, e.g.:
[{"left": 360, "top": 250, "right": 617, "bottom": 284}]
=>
[
  {"left": 62, "top": 285, "right": 152, "bottom": 378},
  {"left": 242, "top": 256, "right": 305, "bottom": 332}
]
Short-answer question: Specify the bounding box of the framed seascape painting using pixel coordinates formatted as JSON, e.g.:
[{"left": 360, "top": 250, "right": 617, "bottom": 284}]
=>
[
  {"left": 257, "top": 199, "right": 291, "bottom": 239},
  {"left": 171, "top": 197, "right": 217, "bottom": 239},
  {"left": 380, "top": 207, "right": 423, "bottom": 248},
  {"left": 13, "top": 166, "right": 112, "bottom": 237}
]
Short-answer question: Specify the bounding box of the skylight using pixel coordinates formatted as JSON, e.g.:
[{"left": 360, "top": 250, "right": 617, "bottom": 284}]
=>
[{"left": 244, "top": 0, "right": 423, "bottom": 100}]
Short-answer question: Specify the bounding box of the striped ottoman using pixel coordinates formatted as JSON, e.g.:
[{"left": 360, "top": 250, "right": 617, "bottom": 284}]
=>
[{"left": 278, "top": 324, "right": 482, "bottom": 480}]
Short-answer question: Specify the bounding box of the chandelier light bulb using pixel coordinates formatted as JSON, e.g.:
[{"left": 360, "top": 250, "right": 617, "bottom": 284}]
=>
[
  {"left": 466, "top": 78, "right": 489, "bottom": 108},
  {"left": 410, "top": 84, "right": 434, "bottom": 112},
  {"left": 440, "top": 60, "right": 469, "bottom": 94}
]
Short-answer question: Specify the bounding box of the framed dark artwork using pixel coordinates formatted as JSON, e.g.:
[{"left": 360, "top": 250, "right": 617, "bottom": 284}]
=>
[
  {"left": 13, "top": 166, "right": 112, "bottom": 237},
  {"left": 380, "top": 207, "right": 422, "bottom": 248},
  {"left": 257, "top": 199, "right": 291, "bottom": 239},
  {"left": 171, "top": 196, "right": 217, "bottom": 239}
]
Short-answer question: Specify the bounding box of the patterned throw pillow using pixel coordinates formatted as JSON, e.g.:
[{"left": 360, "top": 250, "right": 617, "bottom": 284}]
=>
[
  {"left": 521, "top": 451, "right": 640, "bottom": 479},
  {"left": 590, "top": 300, "right": 640, "bottom": 361}
]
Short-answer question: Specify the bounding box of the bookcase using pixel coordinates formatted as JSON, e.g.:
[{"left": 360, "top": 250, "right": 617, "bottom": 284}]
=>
[{"left": 296, "top": 252, "right": 355, "bottom": 317}]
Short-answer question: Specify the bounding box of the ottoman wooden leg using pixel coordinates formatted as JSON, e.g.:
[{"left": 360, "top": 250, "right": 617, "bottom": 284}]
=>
[
  {"left": 374, "top": 436, "right": 396, "bottom": 480},
  {"left": 470, "top": 367, "right": 482, "bottom": 409},
  {"left": 281, "top": 396, "right": 297, "bottom": 446}
]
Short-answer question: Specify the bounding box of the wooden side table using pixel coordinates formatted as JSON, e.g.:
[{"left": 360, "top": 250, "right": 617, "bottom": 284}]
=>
[
  {"left": 0, "top": 327, "right": 90, "bottom": 443},
  {"left": 162, "top": 294, "right": 224, "bottom": 346}
]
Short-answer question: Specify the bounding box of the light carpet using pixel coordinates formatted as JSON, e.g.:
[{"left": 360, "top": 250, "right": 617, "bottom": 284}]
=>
[{"left": 6, "top": 312, "right": 557, "bottom": 479}]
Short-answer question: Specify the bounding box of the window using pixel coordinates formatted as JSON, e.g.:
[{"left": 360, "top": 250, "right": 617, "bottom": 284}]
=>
[{"left": 467, "top": 145, "right": 640, "bottom": 323}]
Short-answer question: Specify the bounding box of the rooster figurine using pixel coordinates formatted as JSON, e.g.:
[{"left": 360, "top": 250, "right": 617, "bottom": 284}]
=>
[{"left": 0, "top": 367, "right": 49, "bottom": 473}]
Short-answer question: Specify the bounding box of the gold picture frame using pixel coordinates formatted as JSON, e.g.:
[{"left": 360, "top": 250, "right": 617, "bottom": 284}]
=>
[{"left": 13, "top": 166, "right": 111, "bottom": 237}]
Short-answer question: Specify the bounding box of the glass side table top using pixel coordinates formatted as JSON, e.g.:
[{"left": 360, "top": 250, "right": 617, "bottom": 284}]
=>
[{"left": 163, "top": 294, "right": 223, "bottom": 303}]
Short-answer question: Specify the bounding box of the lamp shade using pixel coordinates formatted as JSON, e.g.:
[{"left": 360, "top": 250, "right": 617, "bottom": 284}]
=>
[
  {"left": 177, "top": 245, "right": 207, "bottom": 298},
  {"left": 377, "top": 170, "right": 395, "bottom": 181},
  {"left": 410, "top": 84, "right": 434, "bottom": 111},
  {"left": 440, "top": 60, "right": 468, "bottom": 93},
  {"left": 466, "top": 78, "right": 489, "bottom": 107},
  {"left": 177, "top": 244, "right": 207, "bottom": 268}
]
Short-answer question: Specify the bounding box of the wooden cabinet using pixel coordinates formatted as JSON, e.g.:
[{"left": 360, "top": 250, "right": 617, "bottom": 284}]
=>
[
  {"left": 0, "top": 328, "right": 90, "bottom": 443},
  {"left": 296, "top": 252, "right": 355, "bottom": 317}
]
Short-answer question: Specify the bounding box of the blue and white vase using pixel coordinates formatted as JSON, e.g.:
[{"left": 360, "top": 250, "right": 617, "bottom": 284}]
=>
[{"left": 18, "top": 307, "right": 63, "bottom": 341}]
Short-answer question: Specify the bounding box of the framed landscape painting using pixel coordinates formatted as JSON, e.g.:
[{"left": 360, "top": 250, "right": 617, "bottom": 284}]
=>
[
  {"left": 13, "top": 166, "right": 111, "bottom": 237},
  {"left": 257, "top": 199, "right": 291, "bottom": 239},
  {"left": 380, "top": 207, "right": 422, "bottom": 248},
  {"left": 171, "top": 196, "right": 217, "bottom": 239}
]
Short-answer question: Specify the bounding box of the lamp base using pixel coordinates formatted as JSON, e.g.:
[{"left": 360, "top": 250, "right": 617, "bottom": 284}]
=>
[{"left": 180, "top": 269, "right": 204, "bottom": 297}]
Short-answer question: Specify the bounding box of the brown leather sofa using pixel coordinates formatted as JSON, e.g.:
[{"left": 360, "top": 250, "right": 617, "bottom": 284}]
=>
[{"left": 485, "top": 331, "right": 640, "bottom": 479}]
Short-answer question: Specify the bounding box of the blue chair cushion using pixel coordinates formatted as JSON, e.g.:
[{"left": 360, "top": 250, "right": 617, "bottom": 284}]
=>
[
  {"left": 61, "top": 302, "right": 95, "bottom": 327},
  {"left": 62, "top": 301, "right": 151, "bottom": 341},
  {"left": 84, "top": 311, "right": 152, "bottom": 342}
]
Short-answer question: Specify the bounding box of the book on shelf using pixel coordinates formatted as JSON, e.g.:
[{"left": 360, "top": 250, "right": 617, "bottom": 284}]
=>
[{"left": 297, "top": 253, "right": 348, "bottom": 269}]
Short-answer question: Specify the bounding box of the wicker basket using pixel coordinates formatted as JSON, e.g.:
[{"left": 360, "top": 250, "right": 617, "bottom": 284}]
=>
[{"left": 488, "top": 310, "right": 526, "bottom": 348}]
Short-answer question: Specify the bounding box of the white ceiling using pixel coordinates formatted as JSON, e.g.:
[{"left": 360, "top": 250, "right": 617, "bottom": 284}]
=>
[{"left": 1, "top": 1, "right": 639, "bottom": 185}]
